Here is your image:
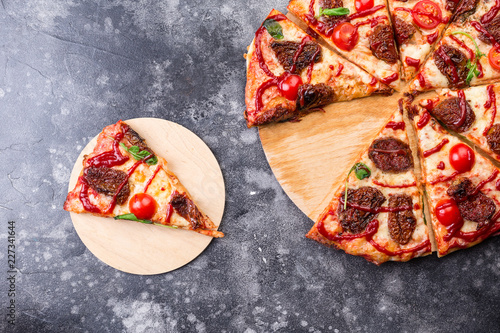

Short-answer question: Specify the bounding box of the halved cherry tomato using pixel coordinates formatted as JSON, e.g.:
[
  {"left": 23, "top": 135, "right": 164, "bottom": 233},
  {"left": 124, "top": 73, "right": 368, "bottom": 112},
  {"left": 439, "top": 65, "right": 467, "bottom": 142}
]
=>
[
  {"left": 277, "top": 73, "right": 303, "bottom": 101},
  {"left": 411, "top": 0, "right": 442, "bottom": 30},
  {"left": 129, "top": 193, "right": 157, "bottom": 220},
  {"left": 355, "top": 0, "right": 374, "bottom": 12},
  {"left": 488, "top": 46, "right": 500, "bottom": 71},
  {"left": 332, "top": 22, "right": 359, "bottom": 51},
  {"left": 435, "top": 198, "right": 463, "bottom": 227},
  {"left": 449, "top": 143, "right": 475, "bottom": 173}
]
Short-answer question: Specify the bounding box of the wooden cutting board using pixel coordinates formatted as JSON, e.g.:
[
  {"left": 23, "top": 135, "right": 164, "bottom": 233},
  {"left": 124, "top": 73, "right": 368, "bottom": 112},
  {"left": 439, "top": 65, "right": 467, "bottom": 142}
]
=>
[
  {"left": 259, "top": 92, "right": 403, "bottom": 223},
  {"left": 67, "top": 118, "right": 225, "bottom": 275}
]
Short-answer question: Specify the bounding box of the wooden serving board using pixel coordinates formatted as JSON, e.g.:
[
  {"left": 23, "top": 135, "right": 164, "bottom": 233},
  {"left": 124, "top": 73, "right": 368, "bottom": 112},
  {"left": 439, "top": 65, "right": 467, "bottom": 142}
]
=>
[
  {"left": 259, "top": 92, "right": 403, "bottom": 223},
  {"left": 67, "top": 118, "right": 225, "bottom": 275}
]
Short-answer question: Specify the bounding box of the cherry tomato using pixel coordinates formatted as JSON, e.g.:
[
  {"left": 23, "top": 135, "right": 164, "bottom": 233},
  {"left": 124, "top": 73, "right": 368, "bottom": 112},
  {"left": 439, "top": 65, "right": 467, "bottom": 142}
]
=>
[
  {"left": 449, "top": 143, "right": 475, "bottom": 173},
  {"left": 488, "top": 46, "right": 500, "bottom": 71},
  {"left": 332, "top": 22, "right": 359, "bottom": 51},
  {"left": 129, "top": 193, "right": 157, "bottom": 220},
  {"left": 435, "top": 199, "right": 463, "bottom": 227},
  {"left": 277, "top": 73, "right": 303, "bottom": 101},
  {"left": 355, "top": 0, "right": 374, "bottom": 12},
  {"left": 411, "top": 0, "right": 442, "bottom": 30}
]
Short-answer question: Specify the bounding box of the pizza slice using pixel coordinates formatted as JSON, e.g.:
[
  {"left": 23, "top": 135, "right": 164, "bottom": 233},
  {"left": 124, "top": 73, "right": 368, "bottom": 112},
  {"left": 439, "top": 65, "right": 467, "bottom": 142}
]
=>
[
  {"left": 388, "top": 0, "right": 454, "bottom": 81},
  {"left": 419, "top": 83, "right": 500, "bottom": 162},
  {"left": 409, "top": 0, "right": 500, "bottom": 92},
  {"left": 287, "top": 0, "right": 402, "bottom": 90},
  {"left": 244, "top": 9, "right": 392, "bottom": 127},
  {"left": 409, "top": 102, "right": 500, "bottom": 256},
  {"left": 307, "top": 107, "right": 432, "bottom": 264},
  {"left": 64, "top": 120, "right": 224, "bottom": 238}
]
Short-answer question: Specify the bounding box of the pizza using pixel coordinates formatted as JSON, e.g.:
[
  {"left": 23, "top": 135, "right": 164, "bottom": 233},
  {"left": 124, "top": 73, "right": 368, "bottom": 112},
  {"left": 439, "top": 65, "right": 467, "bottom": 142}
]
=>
[
  {"left": 409, "top": 101, "right": 500, "bottom": 256},
  {"left": 64, "top": 120, "right": 224, "bottom": 238},
  {"left": 244, "top": 9, "right": 391, "bottom": 127},
  {"left": 287, "top": 0, "right": 402, "bottom": 90},
  {"left": 307, "top": 107, "right": 432, "bottom": 264},
  {"left": 419, "top": 83, "right": 500, "bottom": 162},
  {"left": 409, "top": 0, "right": 500, "bottom": 92},
  {"left": 388, "top": 0, "right": 454, "bottom": 81}
]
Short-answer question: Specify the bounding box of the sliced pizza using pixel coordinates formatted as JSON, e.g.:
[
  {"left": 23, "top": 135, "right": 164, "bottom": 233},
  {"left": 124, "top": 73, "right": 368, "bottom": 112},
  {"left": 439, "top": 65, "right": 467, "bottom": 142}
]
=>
[
  {"left": 388, "top": 0, "right": 454, "bottom": 81},
  {"left": 244, "top": 9, "right": 391, "bottom": 127},
  {"left": 419, "top": 83, "right": 500, "bottom": 162},
  {"left": 307, "top": 107, "right": 431, "bottom": 264},
  {"left": 409, "top": 102, "right": 500, "bottom": 256},
  {"left": 64, "top": 120, "right": 224, "bottom": 238},
  {"left": 409, "top": 0, "right": 500, "bottom": 92},
  {"left": 287, "top": 0, "right": 402, "bottom": 90}
]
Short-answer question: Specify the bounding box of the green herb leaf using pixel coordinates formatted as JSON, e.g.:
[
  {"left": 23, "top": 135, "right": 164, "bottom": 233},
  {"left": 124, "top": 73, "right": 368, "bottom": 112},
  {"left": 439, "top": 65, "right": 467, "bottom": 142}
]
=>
[
  {"left": 451, "top": 31, "right": 485, "bottom": 84},
  {"left": 119, "top": 143, "right": 158, "bottom": 165},
  {"left": 263, "top": 19, "right": 284, "bottom": 40},
  {"left": 344, "top": 162, "right": 371, "bottom": 209},
  {"left": 319, "top": 7, "right": 350, "bottom": 17},
  {"left": 114, "top": 213, "right": 153, "bottom": 224}
]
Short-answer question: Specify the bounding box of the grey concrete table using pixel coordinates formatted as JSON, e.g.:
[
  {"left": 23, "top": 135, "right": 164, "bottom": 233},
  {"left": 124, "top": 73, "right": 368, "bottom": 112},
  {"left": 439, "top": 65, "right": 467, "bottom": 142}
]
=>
[{"left": 1, "top": 1, "right": 499, "bottom": 332}]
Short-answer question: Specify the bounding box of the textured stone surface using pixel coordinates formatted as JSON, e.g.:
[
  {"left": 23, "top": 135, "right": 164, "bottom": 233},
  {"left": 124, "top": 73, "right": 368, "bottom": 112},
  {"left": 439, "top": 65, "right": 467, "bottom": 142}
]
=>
[{"left": 1, "top": 1, "right": 500, "bottom": 332}]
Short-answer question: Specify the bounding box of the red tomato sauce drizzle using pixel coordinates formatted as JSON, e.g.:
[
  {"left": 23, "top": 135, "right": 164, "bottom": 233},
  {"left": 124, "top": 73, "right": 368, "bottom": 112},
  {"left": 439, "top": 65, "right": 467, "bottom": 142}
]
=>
[
  {"left": 385, "top": 121, "right": 405, "bottom": 130},
  {"left": 471, "top": 21, "right": 498, "bottom": 46},
  {"left": 164, "top": 203, "right": 173, "bottom": 224},
  {"left": 417, "top": 110, "right": 431, "bottom": 128},
  {"left": 372, "top": 179, "right": 416, "bottom": 188},
  {"left": 405, "top": 57, "right": 420, "bottom": 69},
  {"left": 481, "top": 0, "right": 500, "bottom": 24},
  {"left": 423, "top": 138, "right": 449, "bottom": 157},
  {"left": 370, "top": 77, "right": 378, "bottom": 85},
  {"left": 437, "top": 161, "right": 445, "bottom": 170},
  {"left": 79, "top": 176, "right": 102, "bottom": 214},
  {"left": 335, "top": 63, "right": 344, "bottom": 77},
  {"left": 381, "top": 73, "right": 399, "bottom": 85},
  {"left": 429, "top": 171, "right": 460, "bottom": 185},
  {"left": 455, "top": 90, "right": 468, "bottom": 128},
  {"left": 427, "top": 31, "right": 439, "bottom": 44},
  {"left": 449, "top": 35, "right": 483, "bottom": 78},
  {"left": 483, "top": 85, "right": 497, "bottom": 136},
  {"left": 417, "top": 73, "right": 427, "bottom": 88},
  {"left": 143, "top": 165, "right": 161, "bottom": 193}
]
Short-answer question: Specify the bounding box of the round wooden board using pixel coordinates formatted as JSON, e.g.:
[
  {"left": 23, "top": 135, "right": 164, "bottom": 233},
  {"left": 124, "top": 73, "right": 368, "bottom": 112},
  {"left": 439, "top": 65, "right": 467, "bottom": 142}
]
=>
[
  {"left": 259, "top": 92, "right": 403, "bottom": 222},
  {"left": 68, "top": 118, "right": 225, "bottom": 275}
]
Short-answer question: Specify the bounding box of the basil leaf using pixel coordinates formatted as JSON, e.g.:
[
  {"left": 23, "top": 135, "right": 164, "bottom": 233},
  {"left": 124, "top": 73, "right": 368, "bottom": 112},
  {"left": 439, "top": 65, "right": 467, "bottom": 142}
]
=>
[
  {"left": 119, "top": 143, "right": 158, "bottom": 165},
  {"left": 319, "top": 7, "right": 350, "bottom": 16},
  {"left": 263, "top": 19, "right": 284, "bottom": 40},
  {"left": 114, "top": 213, "right": 153, "bottom": 224},
  {"left": 344, "top": 162, "right": 371, "bottom": 209},
  {"left": 354, "top": 163, "right": 371, "bottom": 180}
]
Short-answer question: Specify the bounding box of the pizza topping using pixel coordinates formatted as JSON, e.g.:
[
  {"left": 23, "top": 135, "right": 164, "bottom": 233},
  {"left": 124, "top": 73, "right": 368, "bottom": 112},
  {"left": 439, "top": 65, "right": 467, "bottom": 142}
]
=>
[
  {"left": 332, "top": 22, "right": 359, "bottom": 51},
  {"left": 263, "top": 18, "right": 284, "bottom": 40},
  {"left": 430, "top": 96, "right": 475, "bottom": 133},
  {"left": 478, "top": 16, "right": 500, "bottom": 44},
  {"left": 435, "top": 198, "right": 464, "bottom": 236},
  {"left": 338, "top": 187, "right": 386, "bottom": 234},
  {"left": 454, "top": 0, "right": 479, "bottom": 21},
  {"left": 270, "top": 40, "right": 322, "bottom": 74},
  {"left": 489, "top": 46, "right": 500, "bottom": 71},
  {"left": 343, "top": 162, "right": 371, "bottom": 209},
  {"left": 87, "top": 132, "right": 129, "bottom": 168},
  {"left": 123, "top": 127, "right": 154, "bottom": 158},
  {"left": 427, "top": 31, "right": 439, "bottom": 44},
  {"left": 83, "top": 166, "right": 131, "bottom": 206},
  {"left": 434, "top": 45, "right": 469, "bottom": 87},
  {"left": 411, "top": 0, "right": 443, "bottom": 30},
  {"left": 445, "top": 0, "right": 460, "bottom": 11},
  {"left": 388, "top": 194, "right": 416, "bottom": 244},
  {"left": 355, "top": 0, "right": 374, "bottom": 12},
  {"left": 129, "top": 193, "right": 157, "bottom": 220},
  {"left": 450, "top": 32, "right": 485, "bottom": 83},
  {"left": 393, "top": 16, "right": 416, "bottom": 46},
  {"left": 170, "top": 191, "right": 205, "bottom": 230},
  {"left": 119, "top": 143, "right": 158, "bottom": 165},
  {"left": 252, "top": 104, "right": 295, "bottom": 126},
  {"left": 447, "top": 178, "right": 496, "bottom": 228},
  {"left": 417, "top": 110, "right": 431, "bottom": 128},
  {"left": 481, "top": 0, "right": 500, "bottom": 24},
  {"left": 385, "top": 121, "right": 405, "bottom": 130},
  {"left": 348, "top": 4, "right": 386, "bottom": 20},
  {"left": 318, "top": 0, "right": 349, "bottom": 28},
  {"left": 296, "top": 83, "right": 336, "bottom": 110},
  {"left": 318, "top": 7, "right": 350, "bottom": 16},
  {"left": 484, "top": 85, "right": 497, "bottom": 136},
  {"left": 368, "top": 137, "right": 413, "bottom": 173},
  {"left": 437, "top": 161, "right": 445, "bottom": 169},
  {"left": 369, "top": 24, "right": 398, "bottom": 64},
  {"left": 405, "top": 57, "right": 420, "bottom": 69},
  {"left": 277, "top": 73, "right": 303, "bottom": 101},
  {"left": 449, "top": 143, "right": 475, "bottom": 173},
  {"left": 486, "top": 123, "right": 500, "bottom": 154},
  {"left": 423, "top": 138, "right": 449, "bottom": 157}
]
